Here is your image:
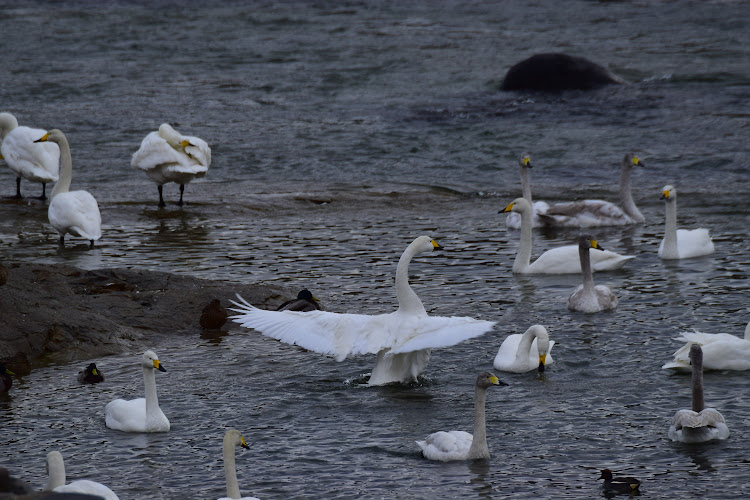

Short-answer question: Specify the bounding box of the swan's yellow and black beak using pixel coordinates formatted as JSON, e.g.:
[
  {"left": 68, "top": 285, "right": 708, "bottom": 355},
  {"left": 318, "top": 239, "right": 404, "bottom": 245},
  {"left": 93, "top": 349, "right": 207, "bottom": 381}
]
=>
[
  {"left": 489, "top": 375, "right": 508, "bottom": 386},
  {"left": 153, "top": 360, "right": 167, "bottom": 372},
  {"left": 240, "top": 436, "right": 249, "bottom": 450},
  {"left": 589, "top": 239, "right": 604, "bottom": 251},
  {"left": 632, "top": 156, "right": 644, "bottom": 167},
  {"left": 522, "top": 156, "right": 532, "bottom": 168},
  {"left": 431, "top": 240, "right": 442, "bottom": 251},
  {"left": 180, "top": 140, "right": 192, "bottom": 148},
  {"left": 34, "top": 132, "right": 50, "bottom": 143},
  {"left": 660, "top": 189, "right": 670, "bottom": 200},
  {"left": 538, "top": 354, "right": 547, "bottom": 373},
  {"left": 501, "top": 202, "right": 514, "bottom": 214}
]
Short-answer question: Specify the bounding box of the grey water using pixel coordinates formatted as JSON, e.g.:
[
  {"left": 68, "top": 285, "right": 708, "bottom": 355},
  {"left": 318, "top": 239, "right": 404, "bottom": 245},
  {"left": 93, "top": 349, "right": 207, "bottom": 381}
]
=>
[{"left": 1, "top": 0, "right": 749, "bottom": 498}]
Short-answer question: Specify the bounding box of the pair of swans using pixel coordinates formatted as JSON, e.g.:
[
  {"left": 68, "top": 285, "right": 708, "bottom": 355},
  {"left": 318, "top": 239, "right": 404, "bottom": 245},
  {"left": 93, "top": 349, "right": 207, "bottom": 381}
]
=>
[
  {"left": 658, "top": 185, "right": 715, "bottom": 259},
  {"left": 44, "top": 451, "right": 119, "bottom": 499},
  {"left": 0, "top": 112, "right": 60, "bottom": 199},
  {"left": 493, "top": 325, "right": 554, "bottom": 373},
  {"left": 132, "top": 123, "right": 211, "bottom": 207},
  {"left": 662, "top": 321, "right": 750, "bottom": 372},
  {"left": 567, "top": 236, "right": 619, "bottom": 313},
  {"left": 503, "top": 198, "right": 634, "bottom": 274},
  {"left": 104, "top": 350, "right": 170, "bottom": 432},
  {"left": 231, "top": 236, "right": 496, "bottom": 386},
  {"left": 34, "top": 130, "right": 102, "bottom": 246},
  {"left": 668, "top": 344, "right": 730, "bottom": 443},
  {"left": 416, "top": 372, "right": 505, "bottom": 461}
]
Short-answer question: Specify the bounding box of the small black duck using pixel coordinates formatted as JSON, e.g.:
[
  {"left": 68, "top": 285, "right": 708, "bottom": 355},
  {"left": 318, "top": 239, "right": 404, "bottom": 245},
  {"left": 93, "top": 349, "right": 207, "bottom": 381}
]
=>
[
  {"left": 276, "top": 289, "right": 322, "bottom": 312},
  {"left": 77, "top": 363, "right": 104, "bottom": 384},
  {"left": 0, "top": 363, "right": 13, "bottom": 393},
  {"left": 599, "top": 469, "right": 641, "bottom": 495},
  {"left": 200, "top": 298, "right": 228, "bottom": 329}
]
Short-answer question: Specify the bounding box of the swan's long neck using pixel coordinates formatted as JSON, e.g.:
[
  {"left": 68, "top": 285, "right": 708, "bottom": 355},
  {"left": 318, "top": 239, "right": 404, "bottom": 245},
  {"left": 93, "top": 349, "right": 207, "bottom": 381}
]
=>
[
  {"left": 520, "top": 165, "right": 532, "bottom": 203},
  {"left": 0, "top": 114, "right": 18, "bottom": 139},
  {"left": 515, "top": 327, "right": 537, "bottom": 364},
  {"left": 395, "top": 244, "right": 426, "bottom": 315},
  {"left": 691, "top": 354, "right": 705, "bottom": 413},
  {"left": 51, "top": 134, "right": 73, "bottom": 199},
  {"left": 45, "top": 454, "right": 66, "bottom": 491},
  {"left": 143, "top": 366, "right": 160, "bottom": 419},
  {"left": 744, "top": 322, "right": 750, "bottom": 341},
  {"left": 619, "top": 162, "right": 643, "bottom": 222},
  {"left": 513, "top": 206, "right": 534, "bottom": 273},
  {"left": 223, "top": 438, "right": 241, "bottom": 500},
  {"left": 580, "top": 244, "right": 595, "bottom": 292},
  {"left": 467, "top": 386, "right": 489, "bottom": 459},
  {"left": 662, "top": 199, "right": 679, "bottom": 257}
]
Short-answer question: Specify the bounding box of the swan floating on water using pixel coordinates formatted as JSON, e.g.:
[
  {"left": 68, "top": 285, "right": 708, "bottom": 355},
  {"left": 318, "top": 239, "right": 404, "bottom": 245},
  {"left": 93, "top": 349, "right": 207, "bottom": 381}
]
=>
[
  {"left": 230, "top": 236, "right": 496, "bottom": 385},
  {"left": 567, "top": 236, "right": 619, "bottom": 313},
  {"left": 104, "top": 350, "right": 170, "bottom": 432},
  {"left": 503, "top": 198, "right": 634, "bottom": 274},
  {"left": 44, "top": 451, "right": 120, "bottom": 500},
  {"left": 658, "top": 185, "right": 715, "bottom": 259},
  {"left": 34, "top": 130, "right": 101, "bottom": 246},
  {"left": 0, "top": 112, "right": 60, "bottom": 200},
  {"left": 416, "top": 372, "right": 506, "bottom": 461},
  {"left": 539, "top": 153, "right": 644, "bottom": 228},
  {"left": 662, "top": 321, "right": 750, "bottom": 372},
  {"left": 132, "top": 123, "right": 211, "bottom": 207},
  {"left": 505, "top": 154, "right": 549, "bottom": 229},
  {"left": 218, "top": 429, "right": 260, "bottom": 500},
  {"left": 493, "top": 324, "right": 554, "bottom": 373},
  {"left": 668, "top": 344, "right": 730, "bottom": 443}
]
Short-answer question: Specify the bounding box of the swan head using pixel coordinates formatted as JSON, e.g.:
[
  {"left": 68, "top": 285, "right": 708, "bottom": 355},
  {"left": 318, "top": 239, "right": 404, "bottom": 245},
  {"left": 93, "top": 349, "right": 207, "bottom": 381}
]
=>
[
  {"left": 623, "top": 153, "right": 644, "bottom": 168},
  {"left": 0, "top": 112, "right": 18, "bottom": 138},
  {"left": 476, "top": 371, "right": 507, "bottom": 390},
  {"left": 33, "top": 129, "right": 65, "bottom": 145},
  {"left": 518, "top": 153, "right": 532, "bottom": 168},
  {"left": 157, "top": 123, "right": 187, "bottom": 147},
  {"left": 578, "top": 235, "right": 604, "bottom": 252},
  {"left": 225, "top": 428, "right": 250, "bottom": 450},
  {"left": 660, "top": 185, "right": 676, "bottom": 202},
  {"left": 142, "top": 350, "right": 166, "bottom": 372},
  {"left": 409, "top": 236, "right": 442, "bottom": 254},
  {"left": 689, "top": 343, "right": 703, "bottom": 371},
  {"left": 529, "top": 325, "right": 550, "bottom": 372},
  {"left": 501, "top": 197, "right": 531, "bottom": 214}
]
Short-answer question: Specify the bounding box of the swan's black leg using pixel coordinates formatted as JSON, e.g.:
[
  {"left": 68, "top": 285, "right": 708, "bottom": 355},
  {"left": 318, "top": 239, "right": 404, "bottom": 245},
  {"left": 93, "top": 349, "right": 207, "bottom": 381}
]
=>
[
  {"left": 11, "top": 178, "right": 22, "bottom": 199},
  {"left": 158, "top": 185, "right": 166, "bottom": 208},
  {"left": 177, "top": 184, "right": 185, "bottom": 206},
  {"left": 58, "top": 234, "right": 65, "bottom": 246},
  {"left": 38, "top": 183, "right": 47, "bottom": 201}
]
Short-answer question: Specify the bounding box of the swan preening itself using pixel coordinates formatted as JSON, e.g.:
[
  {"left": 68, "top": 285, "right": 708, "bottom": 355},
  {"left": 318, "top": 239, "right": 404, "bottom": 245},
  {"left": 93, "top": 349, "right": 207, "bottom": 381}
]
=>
[
  {"left": 416, "top": 372, "right": 506, "bottom": 461},
  {"left": 131, "top": 123, "right": 211, "bottom": 207},
  {"left": 230, "top": 236, "right": 497, "bottom": 386},
  {"left": 503, "top": 198, "right": 634, "bottom": 274},
  {"left": 44, "top": 451, "right": 120, "bottom": 500},
  {"left": 567, "top": 236, "right": 618, "bottom": 313},
  {"left": 34, "top": 130, "right": 102, "bottom": 246},
  {"left": 658, "top": 185, "right": 715, "bottom": 259},
  {"left": 599, "top": 469, "right": 641, "bottom": 495},
  {"left": 662, "top": 321, "right": 750, "bottom": 372},
  {"left": 505, "top": 154, "right": 549, "bottom": 229},
  {"left": 493, "top": 325, "right": 554, "bottom": 373},
  {"left": 218, "top": 429, "right": 260, "bottom": 500},
  {"left": 104, "top": 350, "right": 170, "bottom": 432},
  {"left": 538, "top": 153, "right": 645, "bottom": 228},
  {"left": 668, "top": 344, "right": 729, "bottom": 443},
  {"left": 0, "top": 112, "right": 60, "bottom": 200}
]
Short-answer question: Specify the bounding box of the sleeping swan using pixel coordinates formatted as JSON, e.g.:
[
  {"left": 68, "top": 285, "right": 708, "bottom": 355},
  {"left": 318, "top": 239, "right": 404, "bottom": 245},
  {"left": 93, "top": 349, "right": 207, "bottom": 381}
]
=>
[
  {"left": 668, "top": 344, "right": 729, "bottom": 443},
  {"left": 105, "top": 350, "right": 170, "bottom": 432},
  {"left": 493, "top": 324, "right": 554, "bottom": 373},
  {"left": 658, "top": 185, "right": 715, "bottom": 259},
  {"left": 132, "top": 123, "right": 211, "bottom": 207},
  {"left": 662, "top": 321, "right": 750, "bottom": 372},
  {"left": 218, "top": 429, "right": 260, "bottom": 500},
  {"left": 503, "top": 198, "right": 634, "bottom": 274},
  {"left": 567, "top": 236, "right": 618, "bottom": 313},
  {"left": 539, "top": 153, "right": 645, "bottom": 227},
  {"left": 230, "top": 236, "right": 497, "bottom": 386},
  {"left": 505, "top": 154, "right": 549, "bottom": 229},
  {"left": 35, "top": 130, "right": 102, "bottom": 246},
  {"left": 44, "top": 451, "right": 119, "bottom": 500},
  {"left": 416, "top": 372, "right": 506, "bottom": 461}
]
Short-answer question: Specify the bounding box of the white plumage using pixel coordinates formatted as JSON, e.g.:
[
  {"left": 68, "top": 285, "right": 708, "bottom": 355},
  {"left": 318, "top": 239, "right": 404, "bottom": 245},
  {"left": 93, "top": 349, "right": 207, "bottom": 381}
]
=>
[
  {"left": 658, "top": 185, "right": 715, "bottom": 259},
  {"left": 505, "top": 154, "right": 549, "bottom": 229},
  {"left": 494, "top": 325, "right": 554, "bottom": 373},
  {"left": 503, "top": 198, "right": 634, "bottom": 274},
  {"left": 218, "top": 429, "right": 260, "bottom": 500},
  {"left": 231, "top": 236, "right": 496, "bottom": 385},
  {"left": 132, "top": 123, "right": 211, "bottom": 207},
  {"left": 44, "top": 451, "right": 119, "bottom": 500},
  {"left": 662, "top": 321, "right": 750, "bottom": 372}
]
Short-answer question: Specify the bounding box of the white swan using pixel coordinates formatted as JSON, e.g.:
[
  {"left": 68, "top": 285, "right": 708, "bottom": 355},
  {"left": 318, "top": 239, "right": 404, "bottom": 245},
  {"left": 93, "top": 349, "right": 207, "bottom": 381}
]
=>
[
  {"left": 131, "top": 123, "right": 211, "bottom": 207},
  {"left": 539, "top": 153, "right": 645, "bottom": 227},
  {"left": 104, "top": 350, "right": 170, "bottom": 432},
  {"left": 668, "top": 344, "right": 730, "bottom": 443},
  {"left": 218, "top": 429, "right": 260, "bottom": 500},
  {"left": 505, "top": 154, "right": 549, "bottom": 229},
  {"left": 503, "top": 198, "right": 634, "bottom": 274},
  {"left": 34, "top": 130, "right": 101, "bottom": 246},
  {"left": 493, "top": 324, "right": 554, "bottom": 373},
  {"left": 230, "top": 236, "right": 497, "bottom": 386},
  {"left": 658, "top": 185, "right": 715, "bottom": 259},
  {"left": 662, "top": 321, "right": 750, "bottom": 372},
  {"left": 416, "top": 372, "right": 506, "bottom": 461},
  {"left": 567, "top": 236, "right": 619, "bottom": 313},
  {"left": 44, "top": 451, "right": 119, "bottom": 500},
  {"left": 0, "top": 112, "right": 60, "bottom": 199}
]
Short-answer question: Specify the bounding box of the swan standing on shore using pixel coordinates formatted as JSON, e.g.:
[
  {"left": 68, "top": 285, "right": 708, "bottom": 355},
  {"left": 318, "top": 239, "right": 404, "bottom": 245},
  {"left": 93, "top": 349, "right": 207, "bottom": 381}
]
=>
[
  {"left": 105, "top": 350, "right": 170, "bottom": 432},
  {"left": 218, "top": 429, "right": 260, "bottom": 500},
  {"left": 416, "top": 372, "right": 506, "bottom": 461},
  {"left": 34, "top": 130, "right": 101, "bottom": 246},
  {"left": 505, "top": 154, "right": 549, "bottom": 229},
  {"left": 668, "top": 344, "right": 729, "bottom": 443},
  {"left": 0, "top": 112, "right": 60, "bottom": 200},
  {"left": 539, "top": 153, "right": 645, "bottom": 227},
  {"left": 662, "top": 321, "right": 750, "bottom": 372},
  {"left": 132, "top": 123, "right": 211, "bottom": 207},
  {"left": 658, "top": 185, "right": 715, "bottom": 259},
  {"left": 503, "top": 198, "right": 634, "bottom": 273},
  {"left": 493, "top": 325, "right": 554, "bottom": 373},
  {"left": 231, "top": 236, "right": 496, "bottom": 386},
  {"left": 44, "top": 451, "right": 119, "bottom": 500},
  {"left": 567, "top": 236, "right": 618, "bottom": 313}
]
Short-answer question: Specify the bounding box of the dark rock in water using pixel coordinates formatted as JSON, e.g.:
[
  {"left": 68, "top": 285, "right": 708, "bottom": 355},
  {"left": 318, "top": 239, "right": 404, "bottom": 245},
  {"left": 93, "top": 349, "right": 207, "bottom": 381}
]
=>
[
  {"left": 500, "top": 53, "right": 624, "bottom": 91},
  {"left": 0, "top": 467, "right": 33, "bottom": 494},
  {"left": 200, "top": 299, "right": 228, "bottom": 330}
]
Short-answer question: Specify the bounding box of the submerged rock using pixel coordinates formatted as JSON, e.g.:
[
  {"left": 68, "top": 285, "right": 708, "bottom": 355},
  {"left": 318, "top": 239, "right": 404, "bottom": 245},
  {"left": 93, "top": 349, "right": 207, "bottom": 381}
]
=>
[{"left": 500, "top": 53, "right": 624, "bottom": 91}]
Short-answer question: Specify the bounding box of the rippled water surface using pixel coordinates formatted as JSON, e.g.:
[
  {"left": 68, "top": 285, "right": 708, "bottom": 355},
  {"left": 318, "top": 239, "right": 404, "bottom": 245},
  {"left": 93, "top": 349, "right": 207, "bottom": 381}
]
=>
[{"left": 1, "top": 1, "right": 749, "bottom": 498}]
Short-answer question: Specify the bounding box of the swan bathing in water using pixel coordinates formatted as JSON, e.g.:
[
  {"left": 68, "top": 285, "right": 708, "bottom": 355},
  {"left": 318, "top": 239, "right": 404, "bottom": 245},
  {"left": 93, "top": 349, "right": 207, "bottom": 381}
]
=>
[
  {"left": 0, "top": 112, "right": 59, "bottom": 199},
  {"left": 493, "top": 324, "right": 554, "bottom": 373},
  {"left": 662, "top": 321, "right": 750, "bottom": 372},
  {"left": 218, "top": 429, "right": 260, "bottom": 500},
  {"left": 505, "top": 154, "right": 549, "bottom": 229},
  {"left": 44, "top": 451, "right": 119, "bottom": 500},
  {"left": 658, "top": 185, "right": 715, "bottom": 259},
  {"left": 231, "top": 236, "right": 496, "bottom": 385}
]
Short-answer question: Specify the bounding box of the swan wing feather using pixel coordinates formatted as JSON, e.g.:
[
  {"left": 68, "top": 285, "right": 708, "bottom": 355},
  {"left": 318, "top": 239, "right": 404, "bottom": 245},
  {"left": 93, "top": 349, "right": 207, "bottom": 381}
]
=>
[
  {"left": 388, "top": 315, "right": 496, "bottom": 354},
  {"left": 1, "top": 126, "right": 60, "bottom": 182},
  {"left": 56, "top": 480, "right": 120, "bottom": 500},
  {"left": 529, "top": 245, "right": 633, "bottom": 274},
  {"left": 416, "top": 430, "right": 473, "bottom": 461},
  {"left": 105, "top": 398, "right": 147, "bottom": 432},
  {"left": 541, "top": 199, "right": 632, "bottom": 227},
  {"left": 48, "top": 191, "right": 102, "bottom": 240}
]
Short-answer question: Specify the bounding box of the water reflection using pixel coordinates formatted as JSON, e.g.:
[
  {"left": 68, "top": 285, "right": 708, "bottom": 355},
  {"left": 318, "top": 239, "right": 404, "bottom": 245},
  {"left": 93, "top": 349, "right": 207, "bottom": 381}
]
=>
[
  {"left": 468, "top": 459, "right": 494, "bottom": 498},
  {"left": 672, "top": 443, "right": 716, "bottom": 472}
]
